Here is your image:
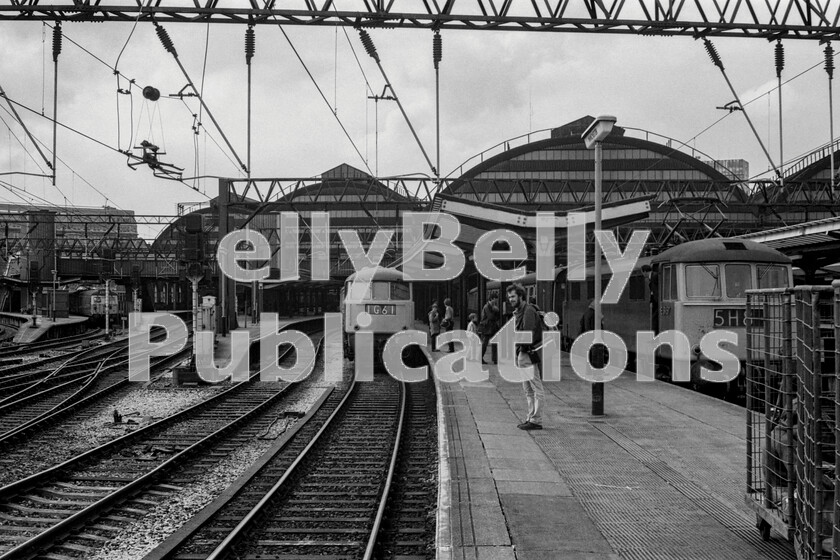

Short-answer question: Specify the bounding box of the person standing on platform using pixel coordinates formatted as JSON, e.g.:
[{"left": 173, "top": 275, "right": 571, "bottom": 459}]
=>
[
  {"left": 466, "top": 312, "right": 481, "bottom": 364},
  {"left": 507, "top": 283, "right": 544, "bottom": 431},
  {"left": 480, "top": 294, "right": 500, "bottom": 365},
  {"left": 428, "top": 302, "right": 441, "bottom": 351},
  {"left": 442, "top": 297, "right": 455, "bottom": 352}
]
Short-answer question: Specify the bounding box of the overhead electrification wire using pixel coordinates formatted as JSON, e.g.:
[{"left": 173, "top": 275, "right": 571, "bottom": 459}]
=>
[
  {"left": 154, "top": 21, "right": 248, "bottom": 175},
  {"left": 775, "top": 40, "right": 785, "bottom": 185},
  {"left": 702, "top": 37, "right": 781, "bottom": 180},
  {"left": 0, "top": 83, "right": 53, "bottom": 173},
  {"left": 357, "top": 29, "right": 437, "bottom": 177},
  {"left": 5, "top": 93, "right": 206, "bottom": 199},
  {"left": 0, "top": 110, "right": 49, "bottom": 174},
  {"left": 176, "top": 98, "right": 243, "bottom": 176},
  {"left": 825, "top": 42, "right": 835, "bottom": 189},
  {"left": 433, "top": 30, "right": 442, "bottom": 186},
  {"left": 114, "top": 6, "right": 144, "bottom": 151},
  {"left": 271, "top": 16, "right": 373, "bottom": 175},
  {"left": 246, "top": 25, "right": 255, "bottom": 180},
  {"left": 198, "top": 20, "right": 210, "bottom": 167},
  {"left": 688, "top": 44, "right": 840, "bottom": 173},
  {"left": 51, "top": 22, "right": 61, "bottom": 186}
]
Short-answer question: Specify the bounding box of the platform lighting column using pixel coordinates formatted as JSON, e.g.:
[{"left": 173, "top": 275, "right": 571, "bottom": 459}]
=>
[
  {"left": 105, "top": 279, "right": 110, "bottom": 336},
  {"left": 51, "top": 236, "right": 57, "bottom": 322},
  {"left": 582, "top": 116, "right": 616, "bottom": 417}
]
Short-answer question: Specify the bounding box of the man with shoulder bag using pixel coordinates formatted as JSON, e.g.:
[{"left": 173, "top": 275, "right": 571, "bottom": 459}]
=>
[{"left": 506, "top": 283, "right": 544, "bottom": 430}]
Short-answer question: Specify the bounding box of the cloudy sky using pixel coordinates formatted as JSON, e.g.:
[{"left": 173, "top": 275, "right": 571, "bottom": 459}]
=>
[{"left": 0, "top": 18, "right": 836, "bottom": 238}]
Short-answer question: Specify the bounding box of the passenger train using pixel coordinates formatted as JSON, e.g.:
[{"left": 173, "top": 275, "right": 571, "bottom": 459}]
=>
[
  {"left": 472, "top": 238, "right": 792, "bottom": 396},
  {"left": 341, "top": 266, "right": 415, "bottom": 366}
]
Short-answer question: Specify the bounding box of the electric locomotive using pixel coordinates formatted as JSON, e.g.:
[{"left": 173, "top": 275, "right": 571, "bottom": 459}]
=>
[
  {"left": 69, "top": 286, "right": 124, "bottom": 325},
  {"left": 341, "top": 266, "right": 414, "bottom": 366},
  {"left": 479, "top": 238, "right": 792, "bottom": 396}
]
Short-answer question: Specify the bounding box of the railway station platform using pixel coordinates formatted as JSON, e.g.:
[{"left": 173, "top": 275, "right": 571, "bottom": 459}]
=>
[
  {"left": 430, "top": 350, "right": 795, "bottom": 560},
  {"left": 0, "top": 311, "right": 89, "bottom": 343}
]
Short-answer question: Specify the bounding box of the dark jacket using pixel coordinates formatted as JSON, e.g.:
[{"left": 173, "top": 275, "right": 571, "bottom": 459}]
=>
[
  {"left": 480, "top": 301, "right": 499, "bottom": 334},
  {"left": 580, "top": 306, "right": 596, "bottom": 335},
  {"left": 514, "top": 302, "right": 542, "bottom": 354}
]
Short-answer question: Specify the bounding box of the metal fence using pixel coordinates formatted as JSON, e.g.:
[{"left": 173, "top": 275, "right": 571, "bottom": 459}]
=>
[
  {"left": 792, "top": 286, "right": 837, "bottom": 560},
  {"left": 746, "top": 288, "right": 796, "bottom": 540},
  {"left": 747, "top": 282, "right": 840, "bottom": 559}
]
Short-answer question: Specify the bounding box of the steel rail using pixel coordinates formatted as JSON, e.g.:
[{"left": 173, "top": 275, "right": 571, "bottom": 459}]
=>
[
  {"left": 203, "top": 368, "right": 364, "bottom": 560},
  {"left": 0, "top": 318, "right": 321, "bottom": 501},
  {"left": 0, "top": 329, "right": 103, "bottom": 359},
  {"left": 0, "top": 345, "right": 190, "bottom": 444},
  {"left": 204, "top": 375, "right": 405, "bottom": 560},
  {"left": 0, "top": 338, "right": 128, "bottom": 407},
  {"left": 363, "top": 376, "right": 408, "bottom": 560},
  {"left": 0, "top": 326, "right": 323, "bottom": 560}
]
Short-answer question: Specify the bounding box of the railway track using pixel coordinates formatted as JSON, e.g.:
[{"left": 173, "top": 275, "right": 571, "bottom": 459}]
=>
[
  {"left": 0, "top": 339, "right": 129, "bottom": 402},
  {"left": 0, "top": 329, "right": 103, "bottom": 361},
  {"left": 0, "top": 344, "right": 191, "bottom": 445},
  {"left": 0, "top": 325, "right": 324, "bottom": 560},
  {"left": 144, "top": 371, "right": 437, "bottom": 560}
]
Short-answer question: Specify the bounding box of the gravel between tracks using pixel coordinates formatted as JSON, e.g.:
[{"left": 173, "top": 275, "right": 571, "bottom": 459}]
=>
[
  {"left": 84, "top": 372, "right": 345, "bottom": 560},
  {"left": 0, "top": 383, "right": 227, "bottom": 486}
]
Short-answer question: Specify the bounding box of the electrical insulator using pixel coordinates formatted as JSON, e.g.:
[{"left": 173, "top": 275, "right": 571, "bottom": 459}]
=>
[
  {"left": 52, "top": 23, "right": 62, "bottom": 62},
  {"left": 775, "top": 40, "right": 785, "bottom": 78},
  {"left": 142, "top": 86, "right": 161, "bottom": 101},
  {"left": 245, "top": 26, "right": 255, "bottom": 65},
  {"left": 358, "top": 29, "right": 379, "bottom": 63},
  {"left": 433, "top": 32, "right": 442, "bottom": 70},
  {"left": 155, "top": 23, "right": 178, "bottom": 58},
  {"left": 703, "top": 38, "right": 723, "bottom": 70},
  {"left": 826, "top": 42, "right": 835, "bottom": 80}
]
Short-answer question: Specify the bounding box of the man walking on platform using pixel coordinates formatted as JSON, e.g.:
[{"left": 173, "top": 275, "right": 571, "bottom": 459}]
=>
[
  {"left": 428, "top": 302, "right": 441, "bottom": 351},
  {"left": 480, "top": 294, "right": 500, "bottom": 364},
  {"left": 443, "top": 298, "right": 455, "bottom": 353},
  {"left": 507, "top": 283, "right": 544, "bottom": 431}
]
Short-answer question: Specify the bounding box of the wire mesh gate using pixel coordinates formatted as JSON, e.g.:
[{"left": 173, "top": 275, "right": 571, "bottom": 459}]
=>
[{"left": 746, "top": 282, "right": 840, "bottom": 560}]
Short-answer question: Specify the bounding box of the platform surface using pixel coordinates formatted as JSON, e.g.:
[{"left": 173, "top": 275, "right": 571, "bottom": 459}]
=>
[
  {"left": 432, "top": 349, "right": 795, "bottom": 560},
  {"left": 0, "top": 312, "right": 89, "bottom": 343}
]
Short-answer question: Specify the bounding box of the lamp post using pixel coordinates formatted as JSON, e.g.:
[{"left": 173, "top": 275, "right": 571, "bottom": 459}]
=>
[{"left": 582, "top": 115, "right": 617, "bottom": 417}]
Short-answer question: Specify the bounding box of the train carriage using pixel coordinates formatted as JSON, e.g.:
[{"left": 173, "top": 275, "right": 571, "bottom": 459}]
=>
[{"left": 481, "top": 238, "right": 792, "bottom": 397}]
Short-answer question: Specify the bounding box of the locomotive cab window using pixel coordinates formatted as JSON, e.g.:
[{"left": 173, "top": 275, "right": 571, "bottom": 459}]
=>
[
  {"left": 390, "top": 282, "right": 410, "bottom": 301},
  {"left": 724, "top": 264, "right": 752, "bottom": 299},
  {"left": 685, "top": 264, "right": 721, "bottom": 298},
  {"left": 661, "top": 265, "right": 678, "bottom": 301},
  {"left": 345, "top": 281, "right": 410, "bottom": 301},
  {"left": 758, "top": 265, "right": 789, "bottom": 288}
]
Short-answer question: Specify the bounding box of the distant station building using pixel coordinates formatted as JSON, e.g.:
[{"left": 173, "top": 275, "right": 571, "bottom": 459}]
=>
[
  {"left": 0, "top": 203, "right": 138, "bottom": 241},
  {"left": 442, "top": 115, "right": 751, "bottom": 246},
  {"left": 156, "top": 164, "right": 420, "bottom": 319},
  {"left": 0, "top": 204, "right": 139, "bottom": 315},
  {"left": 700, "top": 158, "right": 750, "bottom": 182}
]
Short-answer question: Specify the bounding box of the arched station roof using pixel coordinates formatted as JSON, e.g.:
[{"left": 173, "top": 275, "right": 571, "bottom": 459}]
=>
[{"left": 443, "top": 115, "right": 735, "bottom": 208}]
